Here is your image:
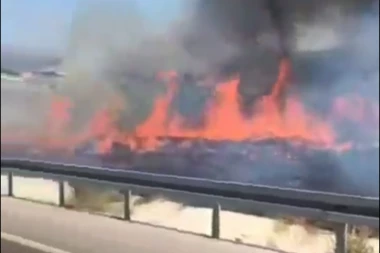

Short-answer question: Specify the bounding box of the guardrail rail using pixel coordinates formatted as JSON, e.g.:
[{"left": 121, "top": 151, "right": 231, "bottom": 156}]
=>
[{"left": 1, "top": 157, "right": 379, "bottom": 253}]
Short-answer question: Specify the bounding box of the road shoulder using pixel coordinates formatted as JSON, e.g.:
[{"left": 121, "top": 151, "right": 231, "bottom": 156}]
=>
[{"left": 1, "top": 197, "right": 277, "bottom": 253}]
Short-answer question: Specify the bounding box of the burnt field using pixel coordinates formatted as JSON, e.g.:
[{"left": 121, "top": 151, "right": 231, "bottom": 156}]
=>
[{"left": 2, "top": 138, "right": 379, "bottom": 197}]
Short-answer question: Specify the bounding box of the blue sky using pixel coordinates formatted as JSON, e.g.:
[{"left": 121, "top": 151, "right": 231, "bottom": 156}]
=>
[
  {"left": 1, "top": 0, "right": 77, "bottom": 54},
  {"left": 1, "top": 0, "right": 184, "bottom": 56}
]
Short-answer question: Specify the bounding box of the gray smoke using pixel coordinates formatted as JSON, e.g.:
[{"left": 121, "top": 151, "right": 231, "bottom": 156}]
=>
[{"left": 60, "top": 0, "right": 378, "bottom": 133}]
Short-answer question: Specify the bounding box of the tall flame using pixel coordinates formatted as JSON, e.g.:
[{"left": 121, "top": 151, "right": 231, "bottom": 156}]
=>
[{"left": 3, "top": 59, "right": 378, "bottom": 154}]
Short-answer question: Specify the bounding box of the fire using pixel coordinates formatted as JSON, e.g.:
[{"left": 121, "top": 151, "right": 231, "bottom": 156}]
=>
[
  {"left": 131, "top": 59, "right": 336, "bottom": 148},
  {"left": 47, "top": 96, "right": 72, "bottom": 137},
  {"left": 158, "top": 60, "right": 334, "bottom": 145},
  {"left": 2, "top": 59, "right": 378, "bottom": 155}
]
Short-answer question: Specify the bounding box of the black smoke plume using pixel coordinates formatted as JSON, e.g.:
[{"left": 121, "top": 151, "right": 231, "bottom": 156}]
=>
[{"left": 61, "top": 0, "right": 378, "bottom": 130}]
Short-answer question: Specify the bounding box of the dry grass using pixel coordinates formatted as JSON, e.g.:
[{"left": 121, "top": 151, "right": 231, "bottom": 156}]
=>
[
  {"left": 272, "top": 217, "right": 376, "bottom": 253},
  {"left": 348, "top": 227, "right": 375, "bottom": 253},
  {"left": 348, "top": 234, "right": 375, "bottom": 253},
  {"left": 273, "top": 217, "right": 319, "bottom": 235},
  {"left": 65, "top": 183, "right": 122, "bottom": 212},
  {"left": 69, "top": 187, "right": 377, "bottom": 253}
]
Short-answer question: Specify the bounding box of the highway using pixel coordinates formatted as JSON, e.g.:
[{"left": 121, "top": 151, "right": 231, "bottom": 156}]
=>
[
  {"left": 1, "top": 198, "right": 277, "bottom": 253},
  {"left": 1, "top": 238, "right": 52, "bottom": 253}
]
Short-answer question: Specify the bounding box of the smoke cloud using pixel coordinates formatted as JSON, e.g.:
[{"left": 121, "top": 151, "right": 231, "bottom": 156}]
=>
[{"left": 59, "top": 0, "right": 378, "bottom": 135}]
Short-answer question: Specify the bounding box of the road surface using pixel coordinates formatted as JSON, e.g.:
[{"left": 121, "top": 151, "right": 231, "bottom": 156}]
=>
[
  {"left": 1, "top": 238, "right": 51, "bottom": 253},
  {"left": 1, "top": 198, "right": 277, "bottom": 253}
]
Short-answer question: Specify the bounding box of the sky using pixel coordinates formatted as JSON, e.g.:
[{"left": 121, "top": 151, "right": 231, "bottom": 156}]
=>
[
  {"left": 1, "top": 0, "right": 184, "bottom": 57},
  {"left": 1, "top": 0, "right": 77, "bottom": 55}
]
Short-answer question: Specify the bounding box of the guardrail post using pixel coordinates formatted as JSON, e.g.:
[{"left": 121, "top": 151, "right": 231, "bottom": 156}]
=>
[
  {"left": 211, "top": 203, "right": 221, "bottom": 239},
  {"left": 7, "top": 172, "right": 14, "bottom": 197},
  {"left": 335, "top": 223, "right": 348, "bottom": 253},
  {"left": 58, "top": 180, "right": 65, "bottom": 207},
  {"left": 123, "top": 190, "right": 132, "bottom": 221}
]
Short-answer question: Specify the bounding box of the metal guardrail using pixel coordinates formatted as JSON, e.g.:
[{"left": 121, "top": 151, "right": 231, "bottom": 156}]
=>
[{"left": 1, "top": 158, "right": 379, "bottom": 253}]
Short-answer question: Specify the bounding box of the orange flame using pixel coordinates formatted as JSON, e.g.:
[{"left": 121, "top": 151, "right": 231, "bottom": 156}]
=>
[{"left": 3, "top": 59, "right": 378, "bottom": 155}]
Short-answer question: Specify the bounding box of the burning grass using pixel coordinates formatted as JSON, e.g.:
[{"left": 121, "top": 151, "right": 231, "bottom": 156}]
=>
[
  {"left": 3, "top": 59, "right": 378, "bottom": 155},
  {"left": 1, "top": 57, "right": 379, "bottom": 195}
]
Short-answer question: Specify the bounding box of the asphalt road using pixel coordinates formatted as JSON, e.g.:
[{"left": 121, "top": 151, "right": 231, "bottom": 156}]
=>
[
  {"left": 2, "top": 239, "right": 46, "bottom": 253},
  {"left": 1, "top": 198, "right": 277, "bottom": 253}
]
